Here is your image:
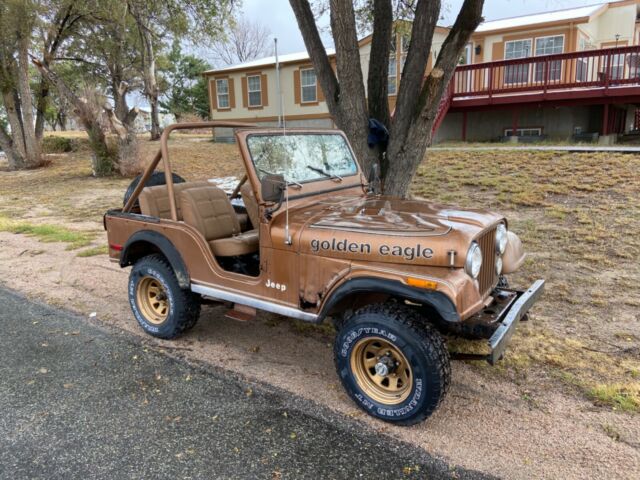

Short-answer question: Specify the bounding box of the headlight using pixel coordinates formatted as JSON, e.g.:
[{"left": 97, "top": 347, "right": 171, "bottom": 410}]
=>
[
  {"left": 465, "top": 242, "right": 483, "bottom": 279},
  {"left": 496, "top": 223, "right": 508, "bottom": 255},
  {"left": 495, "top": 256, "right": 503, "bottom": 276}
]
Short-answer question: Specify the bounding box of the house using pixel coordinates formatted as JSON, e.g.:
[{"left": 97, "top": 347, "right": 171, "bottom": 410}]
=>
[{"left": 204, "top": 0, "right": 640, "bottom": 143}]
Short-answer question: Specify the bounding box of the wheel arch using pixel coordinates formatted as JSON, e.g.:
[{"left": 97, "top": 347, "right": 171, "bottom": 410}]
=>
[
  {"left": 120, "top": 230, "right": 190, "bottom": 289},
  {"left": 318, "top": 277, "right": 460, "bottom": 324}
]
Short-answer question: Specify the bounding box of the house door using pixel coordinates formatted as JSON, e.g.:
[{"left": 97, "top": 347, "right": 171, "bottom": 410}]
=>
[{"left": 459, "top": 43, "right": 473, "bottom": 93}]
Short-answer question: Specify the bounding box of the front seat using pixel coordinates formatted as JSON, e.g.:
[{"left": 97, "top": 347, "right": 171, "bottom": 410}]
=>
[
  {"left": 180, "top": 186, "right": 259, "bottom": 257},
  {"left": 240, "top": 182, "right": 260, "bottom": 229}
]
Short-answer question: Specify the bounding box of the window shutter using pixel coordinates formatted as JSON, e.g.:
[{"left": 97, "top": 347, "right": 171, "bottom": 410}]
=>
[
  {"left": 211, "top": 79, "right": 218, "bottom": 110},
  {"left": 229, "top": 78, "right": 236, "bottom": 108},
  {"left": 261, "top": 74, "right": 268, "bottom": 106},
  {"left": 241, "top": 76, "right": 248, "bottom": 108},
  {"left": 317, "top": 82, "right": 325, "bottom": 102},
  {"left": 294, "top": 69, "right": 301, "bottom": 104}
]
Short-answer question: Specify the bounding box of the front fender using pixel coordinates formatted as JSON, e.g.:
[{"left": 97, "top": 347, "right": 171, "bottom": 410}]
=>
[{"left": 318, "top": 277, "right": 460, "bottom": 323}]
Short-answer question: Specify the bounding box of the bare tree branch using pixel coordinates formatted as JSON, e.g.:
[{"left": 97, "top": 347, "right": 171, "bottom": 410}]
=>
[{"left": 211, "top": 16, "right": 271, "bottom": 66}]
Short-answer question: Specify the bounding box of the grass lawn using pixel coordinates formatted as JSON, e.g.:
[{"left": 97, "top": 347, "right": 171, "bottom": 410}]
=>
[{"left": 1, "top": 133, "right": 639, "bottom": 412}]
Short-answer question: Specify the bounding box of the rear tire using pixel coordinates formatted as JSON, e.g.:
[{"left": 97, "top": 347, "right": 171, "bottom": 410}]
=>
[
  {"left": 128, "top": 254, "right": 200, "bottom": 339},
  {"left": 334, "top": 303, "right": 450, "bottom": 425}
]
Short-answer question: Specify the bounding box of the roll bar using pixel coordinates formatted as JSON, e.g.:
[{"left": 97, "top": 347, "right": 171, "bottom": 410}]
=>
[{"left": 122, "top": 121, "right": 256, "bottom": 220}]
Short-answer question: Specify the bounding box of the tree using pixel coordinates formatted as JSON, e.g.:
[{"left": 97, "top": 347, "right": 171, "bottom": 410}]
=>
[
  {"left": 211, "top": 16, "right": 271, "bottom": 66},
  {"left": 33, "top": 0, "right": 86, "bottom": 140},
  {"left": 289, "top": 0, "right": 484, "bottom": 197},
  {"left": 160, "top": 41, "right": 211, "bottom": 120},
  {"left": 0, "top": 0, "right": 43, "bottom": 170},
  {"left": 126, "top": 0, "right": 234, "bottom": 139}
]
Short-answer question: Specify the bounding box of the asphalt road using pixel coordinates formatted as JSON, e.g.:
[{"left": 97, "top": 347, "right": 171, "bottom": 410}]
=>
[{"left": 0, "top": 288, "right": 494, "bottom": 480}]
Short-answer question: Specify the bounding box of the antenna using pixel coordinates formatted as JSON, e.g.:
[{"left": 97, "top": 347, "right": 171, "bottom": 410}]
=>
[{"left": 274, "top": 38, "right": 284, "bottom": 129}]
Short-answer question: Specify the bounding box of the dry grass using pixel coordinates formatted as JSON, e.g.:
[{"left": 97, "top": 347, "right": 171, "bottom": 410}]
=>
[
  {"left": 415, "top": 149, "right": 640, "bottom": 412},
  {"left": 1, "top": 135, "right": 639, "bottom": 412}
]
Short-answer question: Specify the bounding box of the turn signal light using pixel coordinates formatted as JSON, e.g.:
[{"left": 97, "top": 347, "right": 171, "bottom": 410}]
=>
[{"left": 407, "top": 277, "right": 437, "bottom": 290}]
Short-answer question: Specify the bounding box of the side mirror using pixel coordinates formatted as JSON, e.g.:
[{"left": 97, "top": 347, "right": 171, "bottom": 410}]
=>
[{"left": 261, "top": 173, "right": 286, "bottom": 203}]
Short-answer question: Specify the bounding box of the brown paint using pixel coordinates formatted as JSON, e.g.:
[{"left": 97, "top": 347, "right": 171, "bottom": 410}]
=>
[
  {"left": 241, "top": 76, "right": 248, "bottom": 108},
  {"left": 261, "top": 74, "right": 269, "bottom": 107},
  {"left": 293, "top": 69, "right": 301, "bottom": 104}
]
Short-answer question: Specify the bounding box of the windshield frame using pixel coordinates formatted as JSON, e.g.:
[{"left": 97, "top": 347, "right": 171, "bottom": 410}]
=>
[{"left": 244, "top": 131, "right": 361, "bottom": 187}]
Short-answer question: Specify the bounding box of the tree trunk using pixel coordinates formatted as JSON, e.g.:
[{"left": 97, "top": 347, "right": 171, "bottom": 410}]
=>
[
  {"left": 290, "top": 0, "right": 378, "bottom": 176},
  {"left": 105, "top": 104, "right": 140, "bottom": 175},
  {"left": 34, "top": 77, "right": 49, "bottom": 141},
  {"left": 141, "top": 27, "right": 161, "bottom": 140},
  {"left": 290, "top": 0, "right": 483, "bottom": 198},
  {"left": 0, "top": 125, "right": 25, "bottom": 170},
  {"left": 31, "top": 57, "right": 119, "bottom": 176},
  {"left": 16, "top": 29, "right": 43, "bottom": 168},
  {"left": 384, "top": 0, "right": 483, "bottom": 197}
]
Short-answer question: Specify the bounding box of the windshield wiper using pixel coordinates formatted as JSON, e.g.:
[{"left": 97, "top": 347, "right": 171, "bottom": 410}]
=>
[{"left": 306, "top": 165, "right": 343, "bottom": 182}]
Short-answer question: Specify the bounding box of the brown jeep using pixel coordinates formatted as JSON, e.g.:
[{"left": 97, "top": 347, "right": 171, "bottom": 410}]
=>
[{"left": 104, "top": 121, "right": 544, "bottom": 425}]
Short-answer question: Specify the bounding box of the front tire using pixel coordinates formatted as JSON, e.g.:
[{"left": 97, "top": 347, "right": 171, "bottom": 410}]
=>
[
  {"left": 128, "top": 254, "right": 200, "bottom": 339},
  {"left": 334, "top": 303, "right": 450, "bottom": 425}
]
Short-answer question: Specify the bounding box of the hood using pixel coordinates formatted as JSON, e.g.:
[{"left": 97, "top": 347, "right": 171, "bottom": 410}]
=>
[{"left": 270, "top": 194, "right": 504, "bottom": 268}]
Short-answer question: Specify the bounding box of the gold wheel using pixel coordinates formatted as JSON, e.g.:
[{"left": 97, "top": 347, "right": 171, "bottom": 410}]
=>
[
  {"left": 136, "top": 276, "right": 170, "bottom": 325},
  {"left": 350, "top": 337, "right": 413, "bottom": 405}
]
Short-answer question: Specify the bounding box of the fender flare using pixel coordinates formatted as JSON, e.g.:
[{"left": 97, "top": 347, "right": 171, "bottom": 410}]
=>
[
  {"left": 120, "top": 230, "right": 190, "bottom": 289},
  {"left": 318, "top": 277, "right": 460, "bottom": 323}
]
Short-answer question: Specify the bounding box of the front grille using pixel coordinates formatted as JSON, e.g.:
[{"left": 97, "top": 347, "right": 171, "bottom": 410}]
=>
[{"left": 476, "top": 227, "right": 497, "bottom": 297}]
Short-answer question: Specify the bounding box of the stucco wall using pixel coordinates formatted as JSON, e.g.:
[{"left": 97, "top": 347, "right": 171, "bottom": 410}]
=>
[{"left": 596, "top": 3, "right": 637, "bottom": 45}]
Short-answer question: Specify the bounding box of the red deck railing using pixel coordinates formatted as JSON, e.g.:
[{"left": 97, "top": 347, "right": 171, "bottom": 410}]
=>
[{"left": 451, "top": 45, "right": 640, "bottom": 99}]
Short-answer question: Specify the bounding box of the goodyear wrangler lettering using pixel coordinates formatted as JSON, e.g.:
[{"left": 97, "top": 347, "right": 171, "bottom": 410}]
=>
[{"left": 310, "top": 238, "right": 433, "bottom": 261}]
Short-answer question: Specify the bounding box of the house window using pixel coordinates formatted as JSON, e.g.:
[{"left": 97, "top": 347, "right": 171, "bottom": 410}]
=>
[
  {"left": 504, "top": 39, "right": 532, "bottom": 84},
  {"left": 300, "top": 68, "right": 317, "bottom": 103},
  {"left": 388, "top": 37, "right": 397, "bottom": 95},
  {"left": 216, "top": 79, "right": 229, "bottom": 109},
  {"left": 534, "top": 35, "right": 564, "bottom": 82},
  {"left": 247, "top": 75, "right": 262, "bottom": 107},
  {"left": 504, "top": 127, "right": 542, "bottom": 137}
]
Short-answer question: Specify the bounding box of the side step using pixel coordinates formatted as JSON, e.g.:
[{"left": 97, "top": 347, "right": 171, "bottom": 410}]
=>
[{"left": 225, "top": 304, "right": 256, "bottom": 322}]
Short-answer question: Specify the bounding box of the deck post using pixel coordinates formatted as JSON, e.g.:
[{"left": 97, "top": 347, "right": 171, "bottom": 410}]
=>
[
  {"left": 511, "top": 108, "right": 519, "bottom": 139},
  {"left": 462, "top": 111, "right": 468, "bottom": 141},
  {"left": 602, "top": 103, "right": 610, "bottom": 135}
]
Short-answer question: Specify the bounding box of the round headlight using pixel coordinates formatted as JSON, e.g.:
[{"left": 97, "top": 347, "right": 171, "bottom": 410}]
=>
[
  {"left": 465, "top": 242, "right": 483, "bottom": 279},
  {"left": 496, "top": 223, "right": 508, "bottom": 255},
  {"left": 495, "top": 256, "right": 503, "bottom": 276}
]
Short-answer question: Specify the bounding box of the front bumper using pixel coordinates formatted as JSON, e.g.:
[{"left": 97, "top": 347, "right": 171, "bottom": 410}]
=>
[{"left": 487, "top": 279, "right": 545, "bottom": 365}]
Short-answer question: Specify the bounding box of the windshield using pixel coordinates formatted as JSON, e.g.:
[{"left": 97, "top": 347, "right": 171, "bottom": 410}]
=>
[{"left": 246, "top": 133, "right": 359, "bottom": 184}]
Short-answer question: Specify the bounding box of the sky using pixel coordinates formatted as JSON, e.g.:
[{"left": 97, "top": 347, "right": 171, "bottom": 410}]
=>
[{"left": 237, "top": 0, "right": 608, "bottom": 55}]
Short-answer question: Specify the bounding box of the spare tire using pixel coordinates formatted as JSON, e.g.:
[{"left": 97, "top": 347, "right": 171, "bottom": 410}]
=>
[{"left": 123, "top": 172, "right": 186, "bottom": 208}]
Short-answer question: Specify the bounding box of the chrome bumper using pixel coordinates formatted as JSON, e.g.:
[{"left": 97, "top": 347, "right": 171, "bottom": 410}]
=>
[{"left": 487, "top": 279, "right": 545, "bottom": 365}]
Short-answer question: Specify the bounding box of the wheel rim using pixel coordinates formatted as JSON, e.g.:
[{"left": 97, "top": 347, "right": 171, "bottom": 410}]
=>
[
  {"left": 350, "top": 336, "right": 413, "bottom": 405},
  {"left": 136, "top": 276, "right": 169, "bottom": 325}
]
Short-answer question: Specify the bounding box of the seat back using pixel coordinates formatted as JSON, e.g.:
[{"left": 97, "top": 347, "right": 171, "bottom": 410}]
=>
[
  {"left": 180, "top": 186, "right": 240, "bottom": 241},
  {"left": 240, "top": 183, "right": 260, "bottom": 229},
  {"left": 139, "top": 181, "right": 209, "bottom": 219}
]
